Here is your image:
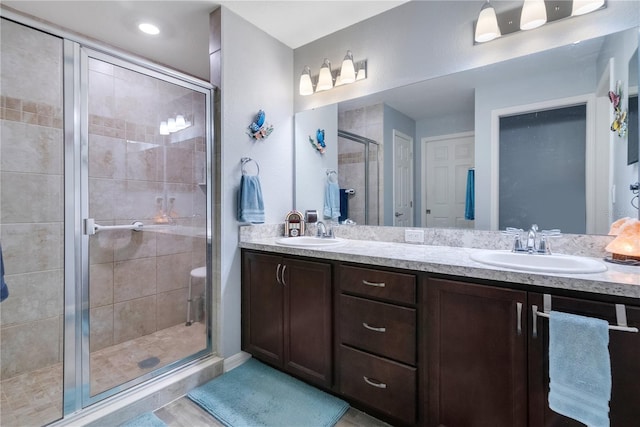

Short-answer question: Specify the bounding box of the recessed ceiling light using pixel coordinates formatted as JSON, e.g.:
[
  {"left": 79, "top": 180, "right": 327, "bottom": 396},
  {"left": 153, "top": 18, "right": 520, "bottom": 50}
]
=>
[{"left": 138, "top": 23, "right": 160, "bottom": 35}]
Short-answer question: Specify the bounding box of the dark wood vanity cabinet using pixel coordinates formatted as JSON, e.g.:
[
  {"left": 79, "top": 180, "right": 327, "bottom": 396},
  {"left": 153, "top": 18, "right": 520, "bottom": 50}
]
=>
[
  {"left": 425, "top": 277, "right": 529, "bottom": 427},
  {"left": 528, "top": 293, "right": 640, "bottom": 427},
  {"left": 241, "top": 250, "right": 333, "bottom": 388},
  {"left": 336, "top": 265, "right": 418, "bottom": 426},
  {"left": 425, "top": 278, "right": 640, "bottom": 427}
]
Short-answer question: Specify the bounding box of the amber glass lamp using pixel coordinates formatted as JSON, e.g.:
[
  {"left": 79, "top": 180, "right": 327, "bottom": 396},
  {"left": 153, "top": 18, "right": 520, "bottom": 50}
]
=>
[{"left": 605, "top": 218, "right": 640, "bottom": 262}]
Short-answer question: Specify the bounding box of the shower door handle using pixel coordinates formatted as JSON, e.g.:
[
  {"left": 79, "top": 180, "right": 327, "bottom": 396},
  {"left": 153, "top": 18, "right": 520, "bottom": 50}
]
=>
[
  {"left": 394, "top": 212, "right": 404, "bottom": 217},
  {"left": 84, "top": 218, "right": 144, "bottom": 235}
]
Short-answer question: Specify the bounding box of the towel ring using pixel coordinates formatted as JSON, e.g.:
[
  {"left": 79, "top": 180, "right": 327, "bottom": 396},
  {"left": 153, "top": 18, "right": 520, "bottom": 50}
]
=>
[
  {"left": 326, "top": 169, "right": 338, "bottom": 183},
  {"left": 241, "top": 157, "right": 260, "bottom": 176}
]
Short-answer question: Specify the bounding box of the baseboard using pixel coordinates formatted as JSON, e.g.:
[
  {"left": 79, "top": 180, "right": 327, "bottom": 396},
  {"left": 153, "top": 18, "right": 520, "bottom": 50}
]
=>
[{"left": 223, "top": 351, "right": 252, "bottom": 372}]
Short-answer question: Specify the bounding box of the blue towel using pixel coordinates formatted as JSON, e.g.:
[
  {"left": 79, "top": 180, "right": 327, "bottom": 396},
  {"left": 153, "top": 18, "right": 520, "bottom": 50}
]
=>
[
  {"left": 464, "top": 169, "right": 475, "bottom": 220},
  {"left": 1, "top": 243, "right": 8, "bottom": 303},
  {"left": 548, "top": 310, "right": 611, "bottom": 427},
  {"left": 339, "top": 189, "right": 349, "bottom": 222},
  {"left": 324, "top": 181, "right": 340, "bottom": 220},
  {"left": 237, "top": 175, "right": 265, "bottom": 224}
]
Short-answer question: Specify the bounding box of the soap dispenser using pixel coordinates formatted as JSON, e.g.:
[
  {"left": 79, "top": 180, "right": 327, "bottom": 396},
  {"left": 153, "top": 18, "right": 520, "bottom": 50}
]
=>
[{"left": 284, "top": 210, "right": 305, "bottom": 237}]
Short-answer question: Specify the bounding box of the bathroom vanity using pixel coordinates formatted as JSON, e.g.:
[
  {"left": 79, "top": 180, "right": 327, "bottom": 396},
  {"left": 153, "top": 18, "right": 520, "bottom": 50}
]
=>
[{"left": 239, "top": 228, "right": 640, "bottom": 427}]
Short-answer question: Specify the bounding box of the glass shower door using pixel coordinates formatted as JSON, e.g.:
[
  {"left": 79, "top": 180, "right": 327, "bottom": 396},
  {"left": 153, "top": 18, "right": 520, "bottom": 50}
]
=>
[{"left": 83, "top": 52, "right": 211, "bottom": 401}]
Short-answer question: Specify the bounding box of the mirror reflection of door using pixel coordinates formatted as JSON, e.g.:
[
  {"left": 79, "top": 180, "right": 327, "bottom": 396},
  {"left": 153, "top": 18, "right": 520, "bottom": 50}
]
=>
[
  {"left": 499, "top": 105, "right": 587, "bottom": 234},
  {"left": 423, "top": 133, "right": 475, "bottom": 228},
  {"left": 393, "top": 130, "right": 414, "bottom": 226}
]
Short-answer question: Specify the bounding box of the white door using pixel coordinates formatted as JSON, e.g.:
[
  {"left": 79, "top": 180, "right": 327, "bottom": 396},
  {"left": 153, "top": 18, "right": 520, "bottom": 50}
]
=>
[
  {"left": 393, "top": 130, "right": 414, "bottom": 226},
  {"left": 423, "top": 133, "right": 474, "bottom": 228}
]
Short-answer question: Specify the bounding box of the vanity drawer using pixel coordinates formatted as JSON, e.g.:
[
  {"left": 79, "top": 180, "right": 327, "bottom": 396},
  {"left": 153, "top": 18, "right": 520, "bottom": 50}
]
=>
[
  {"left": 340, "top": 294, "right": 416, "bottom": 365},
  {"left": 339, "top": 345, "right": 416, "bottom": 425},
  {"left": 339, "top": 265, "right": 416, "bottom": 305}
]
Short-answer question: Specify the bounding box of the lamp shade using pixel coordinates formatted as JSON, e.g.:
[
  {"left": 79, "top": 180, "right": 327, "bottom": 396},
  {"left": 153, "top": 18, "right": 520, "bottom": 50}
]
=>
[
  {"left": 571, "top": 0, "right": 604, "bottom": 16},
  {"left": 175, "top": 115, "right": 186, "bottom": 129},
  {"left": 159, "top": 121, "right": 169, "bottom": 135},
  {"left": 520, "top": 0, "right": 547, "bottom": 30},
  {"left": 316, "top": 59, "right": 333, "bottom": 92},
  {"left": 606, "top": 218, "right": 640, "bottom": 261},
  {"left": 299, "top": 66, "right": 314, "bottom": 96},
  {"left": 475, "top": 1, "right": 501, "bottom": 43},
  {"left": 339, "top": 50, "right": 356, "bottom": 84}
]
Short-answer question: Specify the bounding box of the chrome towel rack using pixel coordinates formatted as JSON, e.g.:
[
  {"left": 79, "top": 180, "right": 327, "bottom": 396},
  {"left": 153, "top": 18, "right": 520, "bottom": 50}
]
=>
[
  {"left": 84, "top": 219, "right": 143, "bottom": 235},
  {"left": 532, "top": 293, "right": 638, "bottom": 337},
  {"left": 241, "top": 157, "right": 260, "bottom": 176}
]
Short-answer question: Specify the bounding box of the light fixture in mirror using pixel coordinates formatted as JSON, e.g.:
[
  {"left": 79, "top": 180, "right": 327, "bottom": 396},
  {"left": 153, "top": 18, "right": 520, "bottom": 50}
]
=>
[
  {"left": 475, "top": 1, "right": 501, "bottom": 43},
  {"left": 520, "top": 0, "right": 547, "bottom": 30},
  {"left": 299, "top": 65, "right": 314, "bottom": 96},
  {"left": 316, "top": 58, "right": 334, "bottom": 92},
  {"left": 571, "top": 0, "right": 605, "bottom": 16}
]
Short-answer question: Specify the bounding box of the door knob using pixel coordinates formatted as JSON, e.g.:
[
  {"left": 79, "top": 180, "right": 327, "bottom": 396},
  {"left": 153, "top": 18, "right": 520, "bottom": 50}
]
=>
[{"left": 394, "top": 212, "right": 403, "bottom": 217}]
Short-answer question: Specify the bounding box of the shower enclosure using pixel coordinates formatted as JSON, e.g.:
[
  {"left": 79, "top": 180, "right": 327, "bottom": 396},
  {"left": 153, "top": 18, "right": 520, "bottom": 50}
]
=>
[
  {"left": 0, "top": 16, "right": 214, "bottom": 426},
  {"left": 337, "top": 130, "right": 380, "bottom": 225}
]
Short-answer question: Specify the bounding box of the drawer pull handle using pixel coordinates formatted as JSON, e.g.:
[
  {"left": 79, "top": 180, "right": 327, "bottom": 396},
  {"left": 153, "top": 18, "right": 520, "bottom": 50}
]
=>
[
  {"left": 362, "top": 280, "right": 385, "bottom": 288},
  {"left": 276, "top": 264, "right": 282, "bottom": 285},
  {"left": 363, "top": 376, "right": 387, "bottom": 389},
  {"left": 362, "top": 322, "right": 386, "bottom": 333}
]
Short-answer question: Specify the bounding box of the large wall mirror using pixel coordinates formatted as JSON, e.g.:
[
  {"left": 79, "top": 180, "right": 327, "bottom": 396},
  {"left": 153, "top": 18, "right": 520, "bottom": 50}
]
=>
[{"left": 294, "top": 26, "right": 640, "bottom": 234}]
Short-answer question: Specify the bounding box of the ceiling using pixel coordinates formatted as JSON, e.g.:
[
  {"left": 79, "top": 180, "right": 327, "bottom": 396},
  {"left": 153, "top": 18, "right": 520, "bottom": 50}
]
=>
[{"left": 1, "top": 1, "right": 407, "bottom": 80}]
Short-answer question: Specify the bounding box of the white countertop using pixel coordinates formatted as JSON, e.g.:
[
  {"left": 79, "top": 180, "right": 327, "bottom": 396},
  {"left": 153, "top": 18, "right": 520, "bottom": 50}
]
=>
[{"left": 239, "top": 236, "right": 640, "bottom": 300}]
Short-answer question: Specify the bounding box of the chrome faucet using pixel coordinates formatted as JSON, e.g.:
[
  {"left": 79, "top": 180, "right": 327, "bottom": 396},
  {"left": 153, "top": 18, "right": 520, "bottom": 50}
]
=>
[
  {"left": 503, "top": 224, "right": 561, "bottom": 254},
  {"left": 316, "top": 221, "right": 333, "bottom": 238},
  {"left": 526, "top": 224, "right": 539, "bottom": 253}
]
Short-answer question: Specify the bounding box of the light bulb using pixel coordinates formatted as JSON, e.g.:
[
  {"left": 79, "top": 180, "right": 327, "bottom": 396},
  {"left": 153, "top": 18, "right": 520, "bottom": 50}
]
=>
[
  {"left": 475, "top": 1, "right": 501, "bottom": 43},
  {"left": 520, "top": 0, "right": 547, "bottom": 30},
  {"left": 316, "top": 59, "right": 333, "bottom": 92},
  {"left": 339, "top": 51, "right": 356, "bottom": 84},
  {"left": 299, "top": 66, "right": 314, "bottom": 96}
]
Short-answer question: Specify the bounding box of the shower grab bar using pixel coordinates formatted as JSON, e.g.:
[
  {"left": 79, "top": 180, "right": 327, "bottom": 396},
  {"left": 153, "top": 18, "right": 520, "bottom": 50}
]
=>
[{"left": 84, "top": 218, "right": 143, "bottom": 235}]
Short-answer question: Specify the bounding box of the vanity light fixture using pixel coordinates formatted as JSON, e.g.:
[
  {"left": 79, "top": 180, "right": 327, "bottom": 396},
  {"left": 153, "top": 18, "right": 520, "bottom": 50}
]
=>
[
  {"left": 159, "top": 114, "right": 191, "bottom": 135},
  {"left": 520, "top": 0, "right": 547, "bottom": 30},
  {"left": 475, "top": 0, "right": 501, "bottom": 43},
  {"left": 571, "top": 0, "right": 605, "bottom": 16},
  {"left": 474, "top": 0, "right": 607, "bottom": 44},
  {"left": 299, "top": 51, "right": 367, "bottom": 95}
]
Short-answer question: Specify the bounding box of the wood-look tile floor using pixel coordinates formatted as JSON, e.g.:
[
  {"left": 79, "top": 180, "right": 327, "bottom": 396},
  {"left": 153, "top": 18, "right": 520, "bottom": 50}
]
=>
[{"left": 155, "top": 395, "right": 393, "bottom": 427}]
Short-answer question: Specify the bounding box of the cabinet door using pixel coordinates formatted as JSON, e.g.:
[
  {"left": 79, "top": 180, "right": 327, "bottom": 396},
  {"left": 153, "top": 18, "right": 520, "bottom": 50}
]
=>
[
  {"left": 242, "top": 251, "right": 284, "bottom": 367},
  {"left": 528, "top": 293, "right": 640, "bottom": 427},
  {"left": 284, "top": 257, "right": 333, "bottom": 388},
  {"left": 425, "top": 278, "right": 528, "bottom": 427}
]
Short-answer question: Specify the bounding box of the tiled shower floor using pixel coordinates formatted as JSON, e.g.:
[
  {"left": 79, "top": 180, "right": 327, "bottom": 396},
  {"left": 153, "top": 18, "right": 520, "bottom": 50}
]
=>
[{"left": 0, "top": 322, "right": 206, "bottom": 427}]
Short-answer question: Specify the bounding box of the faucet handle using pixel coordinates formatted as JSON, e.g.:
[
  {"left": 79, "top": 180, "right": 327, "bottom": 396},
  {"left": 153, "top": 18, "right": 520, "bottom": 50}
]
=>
[
  {"left": 502, "top": 227, "right": 523, "bottom": 235},
  {"left": 540, "top": 228, "right": 561, "bottom": 237}
]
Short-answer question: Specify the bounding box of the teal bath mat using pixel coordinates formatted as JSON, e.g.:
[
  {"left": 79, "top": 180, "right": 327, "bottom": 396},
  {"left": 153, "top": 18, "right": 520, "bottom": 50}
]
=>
[
  {"left": 188, "top": 358, "right": 349, "bottom": 427},
  {"left": 118, "top": 412, "right": 166, "bottom": 427}
]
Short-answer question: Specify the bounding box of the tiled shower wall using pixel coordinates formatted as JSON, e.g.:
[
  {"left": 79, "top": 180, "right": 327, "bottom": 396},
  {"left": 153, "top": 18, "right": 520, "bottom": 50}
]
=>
[
  {"left": 338, "top": 103, "right": 383, "bottom": 225},
  {"left": 0, "top": 19, "right": 208, "bottom": 382},
  {"left": 0, "top": 19, "right": 65, "bottom": 381},
  {"left": 86, "top": 59, "right": 207, "bottom": 353}
]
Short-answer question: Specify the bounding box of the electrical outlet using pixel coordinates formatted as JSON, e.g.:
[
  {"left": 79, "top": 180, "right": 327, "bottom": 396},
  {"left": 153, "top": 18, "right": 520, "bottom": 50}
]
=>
[{"left": 405, "top": 229, "right": 424, "bottom": 243}]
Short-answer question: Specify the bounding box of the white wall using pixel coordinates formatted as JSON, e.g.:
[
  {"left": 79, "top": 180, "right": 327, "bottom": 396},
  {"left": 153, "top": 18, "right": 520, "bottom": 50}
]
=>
[
  {"left": 294, "top": 104, "right": 338, "bottom": 216},
  {"left": 219, "top": 8, "right": 293, "bottom": 357}
]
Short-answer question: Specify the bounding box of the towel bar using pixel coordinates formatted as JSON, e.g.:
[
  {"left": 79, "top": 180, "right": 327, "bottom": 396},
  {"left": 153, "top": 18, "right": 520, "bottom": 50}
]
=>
[
  {"left": 241, "top": 157, "right": 260, "bottom": 176},
  {"left": 532, "top": 295, "right": 639, "bottom": 337}
]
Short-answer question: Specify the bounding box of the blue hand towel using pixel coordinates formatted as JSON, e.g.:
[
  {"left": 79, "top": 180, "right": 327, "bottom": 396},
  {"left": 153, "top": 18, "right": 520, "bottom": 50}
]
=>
[
  {"left": 1, "top": 243, "right": 8, "bottom": 303},
  {"left": 464, "top": 169, "right": 475, "bottom": 220},
  {"left": 323, "top": 181, "right": 340, "bottom": 220},
  {"left": 548, "top": 310, "right": 611, "bottom": 427},
  {"left": 237, "top": 175, "right": 265, "bottom": 224}
]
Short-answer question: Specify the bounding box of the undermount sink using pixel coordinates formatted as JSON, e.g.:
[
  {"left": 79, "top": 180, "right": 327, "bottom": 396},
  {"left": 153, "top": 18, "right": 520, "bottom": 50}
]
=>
[
  {"left": 276, "top": 236, "right": 348, "bottom": 248},
  {"left": 470, "top": 250, "right": 607, "bottom": 274}
]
